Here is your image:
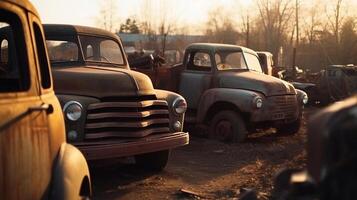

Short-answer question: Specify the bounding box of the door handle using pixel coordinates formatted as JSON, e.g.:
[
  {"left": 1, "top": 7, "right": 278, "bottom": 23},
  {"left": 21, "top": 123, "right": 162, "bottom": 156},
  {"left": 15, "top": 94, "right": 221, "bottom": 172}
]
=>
[
  {"left": 0, "top": 104, "right": 54, "bottom": 132},
  {"left": 29, "top": 103, "right": 54, "bottom": 114}
]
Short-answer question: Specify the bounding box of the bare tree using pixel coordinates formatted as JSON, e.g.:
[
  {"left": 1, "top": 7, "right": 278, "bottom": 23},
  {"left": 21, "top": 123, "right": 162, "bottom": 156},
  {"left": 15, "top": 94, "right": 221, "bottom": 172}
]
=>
[
  {"left": 97, "top": 0, "right": 118, "bottom": 32},
  {"left": 256, "top": 0, "right": 295, "bottom": 65},
  {"left": 302, "top": 1, "right": 322, "bottom": 44},
  {"left": 326, "top": 0, "right": 345, "bottom": 45},
  {"left": 205, "top": 7, "right": 239, "bottom": 44}
]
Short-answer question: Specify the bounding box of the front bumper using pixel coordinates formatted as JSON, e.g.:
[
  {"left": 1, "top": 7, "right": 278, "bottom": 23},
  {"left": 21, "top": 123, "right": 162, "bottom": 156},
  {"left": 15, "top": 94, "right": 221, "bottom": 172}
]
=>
[{"left": 73, "top": 132, "right": 189, "bottom": 160}]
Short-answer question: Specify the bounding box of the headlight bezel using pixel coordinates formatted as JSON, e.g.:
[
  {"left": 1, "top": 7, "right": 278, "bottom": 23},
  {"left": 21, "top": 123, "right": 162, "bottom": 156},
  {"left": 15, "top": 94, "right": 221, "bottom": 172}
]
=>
[
  {"left": 302, "top": 94, "right": 309, "bottom": 105},
  {"left": 253, "top": 96, "right": 263, "bottom": 109},
  {"left": 172, "top": 97, "right": 187, "bottom": 115},
  {"left": 63, "top": 101, "right": 83, "bottom": 121}
]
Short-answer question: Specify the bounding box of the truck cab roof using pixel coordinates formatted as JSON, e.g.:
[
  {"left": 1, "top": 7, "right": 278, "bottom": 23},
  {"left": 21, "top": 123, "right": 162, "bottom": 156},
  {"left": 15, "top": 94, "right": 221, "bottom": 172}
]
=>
[
  {"left": 43, "top": 24, "right": 120, "bottom": 39},
  {"left": 186, "top": 43, "right": 258, "bottom": 56},
  {"left": 3, "top": 0, "right": 38, "bottom": 15}
]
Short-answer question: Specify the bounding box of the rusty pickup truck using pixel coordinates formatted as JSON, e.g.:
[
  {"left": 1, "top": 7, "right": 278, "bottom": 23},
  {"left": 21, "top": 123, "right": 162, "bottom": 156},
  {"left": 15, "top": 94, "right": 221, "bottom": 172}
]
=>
[
  {"left": 0, "top": 1, "right": 91, "bottom": 199},
  {"left": 43, "top": 24, "right": 189, "bottom": 170},
  {"left": 133, "top": 43, "right": 308, "bottom": 142}
]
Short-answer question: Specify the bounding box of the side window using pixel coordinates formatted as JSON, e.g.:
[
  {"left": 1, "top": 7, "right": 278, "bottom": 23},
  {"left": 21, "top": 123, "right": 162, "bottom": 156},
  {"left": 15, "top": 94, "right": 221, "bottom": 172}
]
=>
[
  {"left": 187, "top": 52, "right": 212, "bottom": 71},
  {"left": 0, "top": 11, "right": 29, "bottom": 93},
  {"left": 33, "top": 22, "right": 51, "bottom": 89},
  {"left": 86, "top": 45, "right": 93, "bottom": 58},
  {"left": 1, "top": 39, "right": 8, "bottom": 64}
]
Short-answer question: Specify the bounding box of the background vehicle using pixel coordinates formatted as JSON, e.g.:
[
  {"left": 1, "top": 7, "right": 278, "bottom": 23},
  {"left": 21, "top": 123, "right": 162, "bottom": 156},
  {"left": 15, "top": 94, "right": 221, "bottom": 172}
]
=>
[
  {"left": 257, "top": 51, "right": 274, "bottom": 76},
  {"left": 133, "top": 43, "right": 308, "bottom": 142},
  {"left": 44, "top": 24, "right": 189, "bottom": 171},
  {"left": 271, "top": 95, "right": 357, "bottom": 200},
  {"left": 0, "top": 1, "right": 91, "bottom": 199}
]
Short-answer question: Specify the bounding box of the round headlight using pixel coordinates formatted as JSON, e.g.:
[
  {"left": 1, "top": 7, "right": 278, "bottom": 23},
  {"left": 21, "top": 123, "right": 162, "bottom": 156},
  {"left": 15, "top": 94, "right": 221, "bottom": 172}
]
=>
[
  {"left": 63, "top": 101, "right": 83, "bottom": 121},
  {"left": 302, "top": 94, "right": 308, "bottom": 105},
  {"left": 173, "top": 97, "right": 187, "bottom": 115},
  {"left": 253, "top": 97, "right": 263, "bottom": 109},
  {"left": 173, "top": 121, "right": 182, "bottom": 131}
]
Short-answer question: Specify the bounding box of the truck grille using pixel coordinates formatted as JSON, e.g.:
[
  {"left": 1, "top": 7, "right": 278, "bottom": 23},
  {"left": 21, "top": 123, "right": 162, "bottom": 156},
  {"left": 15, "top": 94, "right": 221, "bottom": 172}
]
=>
[
  {"left": 84, "top": 96, "right": 170, "bottom": 139},
  {"left": 269, "top": 95, "right": 298, "bottom": 120}
]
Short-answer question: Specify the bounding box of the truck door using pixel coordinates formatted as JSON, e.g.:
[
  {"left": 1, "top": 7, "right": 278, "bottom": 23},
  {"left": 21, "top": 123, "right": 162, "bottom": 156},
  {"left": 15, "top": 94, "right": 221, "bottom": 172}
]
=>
[
  {"left": 179, "top": 51, "right": 213, "bottom": 109},
  {"left": 28, "top": 13, "right": 66, "bottom": 160},
  {"left": 0, "top": 6, "right": 52, "bottom": 199}
]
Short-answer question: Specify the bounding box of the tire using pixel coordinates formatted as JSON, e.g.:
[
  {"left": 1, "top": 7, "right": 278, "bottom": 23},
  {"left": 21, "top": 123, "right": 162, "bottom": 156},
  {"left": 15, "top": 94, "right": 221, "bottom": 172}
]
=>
[
  {"left": 209, "top": 110, "right": 247, "bottom": 143},
  {"left": 135, "top": 150, "right": 170, "bottom": 171},
  {"left": 276, "top": 117, "right": 301, "bottom": 135}
]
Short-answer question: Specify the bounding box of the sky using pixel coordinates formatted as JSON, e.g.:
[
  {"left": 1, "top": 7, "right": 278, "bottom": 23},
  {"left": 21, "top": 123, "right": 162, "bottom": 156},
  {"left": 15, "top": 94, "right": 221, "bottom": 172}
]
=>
[
  {"left": 30, "top": 0, "right": 357, "bottom": 34},
  {"left": 29, "top": 0, "right": 251, "bottom": 32}
]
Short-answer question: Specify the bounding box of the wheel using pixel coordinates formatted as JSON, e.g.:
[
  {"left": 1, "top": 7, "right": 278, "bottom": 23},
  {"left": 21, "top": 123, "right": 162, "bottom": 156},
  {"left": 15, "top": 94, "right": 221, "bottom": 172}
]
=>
[
  {"left": 135, "top": 150, "right": 170, "bottom": 171},
  {"left": 276, "top": 117, "right": 301, "bottom": 135},
  {"left": 209, "top": 110, "right": 247, "bottom": 143}
]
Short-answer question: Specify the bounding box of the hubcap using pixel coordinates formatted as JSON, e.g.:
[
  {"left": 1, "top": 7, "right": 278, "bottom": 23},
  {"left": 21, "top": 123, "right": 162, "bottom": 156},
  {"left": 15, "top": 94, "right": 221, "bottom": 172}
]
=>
[{"left": 215, "top": 120, "right": 233, "bottom": 141}]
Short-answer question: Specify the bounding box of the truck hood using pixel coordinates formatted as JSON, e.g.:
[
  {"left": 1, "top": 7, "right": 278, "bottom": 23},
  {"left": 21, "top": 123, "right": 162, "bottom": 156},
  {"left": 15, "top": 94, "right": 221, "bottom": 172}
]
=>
[
  {"left": 217, "top": 71, "right": 296, "bottom": 96},
  {"left": 52, "top": 66, "right": 155, "bottom": 98}
]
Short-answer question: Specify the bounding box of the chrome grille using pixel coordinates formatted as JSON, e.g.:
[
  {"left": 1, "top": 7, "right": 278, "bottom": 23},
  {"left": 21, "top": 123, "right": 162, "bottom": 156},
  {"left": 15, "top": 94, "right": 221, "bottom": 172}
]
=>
[
  {"left": 84, "top": 96, "right": 170, "bottom": 139},
  {"left": 269, "top": 95, "right": 298, "bottom": 120}
]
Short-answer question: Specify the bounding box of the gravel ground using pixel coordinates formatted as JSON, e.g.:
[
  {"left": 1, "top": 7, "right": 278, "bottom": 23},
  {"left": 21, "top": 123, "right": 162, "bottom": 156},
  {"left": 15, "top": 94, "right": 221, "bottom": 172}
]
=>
[{"left": 91, "top": 107, "right": 320, "bottom": 200}]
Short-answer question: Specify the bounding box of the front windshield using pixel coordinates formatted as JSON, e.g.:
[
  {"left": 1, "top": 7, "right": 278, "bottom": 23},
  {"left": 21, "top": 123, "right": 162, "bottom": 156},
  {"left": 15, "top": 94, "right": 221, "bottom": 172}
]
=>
[
  {"left": 215, "top": 51, "right": 248, "bottom": 70},
  {"left": 244, "top": 53, "right": 263, "bottom": 73},
  {"left": 79, "top": 35, "right": 124, "bottom": 65}
]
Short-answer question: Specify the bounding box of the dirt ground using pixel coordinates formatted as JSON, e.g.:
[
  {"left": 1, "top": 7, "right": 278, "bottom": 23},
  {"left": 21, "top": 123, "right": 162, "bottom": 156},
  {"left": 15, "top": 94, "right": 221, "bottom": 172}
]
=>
[{"left": 90, "top": 107, "right": 319, "bottom": 200}]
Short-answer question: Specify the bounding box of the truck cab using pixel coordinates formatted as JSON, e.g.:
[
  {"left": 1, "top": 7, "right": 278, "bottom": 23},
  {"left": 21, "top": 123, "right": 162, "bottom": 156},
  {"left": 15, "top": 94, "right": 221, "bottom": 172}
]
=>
[
  {"left": 178, "top": 43, "right": 307, "bottom": 142},
  {"left": 0, "top": 1, "right": 91, "bottom": 199},
  {"left": 257, "top": 51, "right": 274, "bottom": 76},
  {"left": 43, "top": 24, "right": 189, "bottom": 170}
]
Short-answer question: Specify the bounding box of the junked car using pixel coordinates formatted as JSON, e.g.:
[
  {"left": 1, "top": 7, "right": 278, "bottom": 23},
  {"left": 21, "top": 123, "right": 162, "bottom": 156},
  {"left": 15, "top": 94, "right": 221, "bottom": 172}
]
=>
[
  {"left": 0, "top": 1, "right": 91, "bottom": 199},
  {"left": 43, "top": 24, "right": 189, "bottom": 170},
  {"left": 133, "top": 43, "right": 308, "bottom": 142}
]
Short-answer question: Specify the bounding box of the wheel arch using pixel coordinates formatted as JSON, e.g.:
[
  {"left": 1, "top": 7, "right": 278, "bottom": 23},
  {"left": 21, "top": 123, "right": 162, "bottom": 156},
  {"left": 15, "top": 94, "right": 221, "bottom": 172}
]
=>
[
  {"left": 196, "top": 88, "right": 261, "bottom": 124},
  {"left": 203, "top": 101, "right": 250, "bottom": 124},
  {"left": 50, "top": 143, "right": 92, "bottom": 200}
]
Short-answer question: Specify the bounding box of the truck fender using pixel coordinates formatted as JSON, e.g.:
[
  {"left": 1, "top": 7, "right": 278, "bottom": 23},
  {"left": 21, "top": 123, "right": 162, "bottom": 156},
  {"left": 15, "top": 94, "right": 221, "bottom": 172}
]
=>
[
  {"left": 155, "top": 89, "right": 186, "bottom": 130},
  {"left": 50, "top": 143, "right": 92, "bottom": 200},
  {"left": 196, "top": 88, "right": 263, "bottom": 123}
]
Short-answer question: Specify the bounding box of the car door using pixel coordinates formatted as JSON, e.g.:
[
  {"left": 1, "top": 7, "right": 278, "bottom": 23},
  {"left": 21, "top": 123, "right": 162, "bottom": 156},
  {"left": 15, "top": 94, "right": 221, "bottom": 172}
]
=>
[
  {"left": 0, "top": 4, "right": 52, "bottom": 200},
  {"left": 28, "top": 12, "right": 66, "bottom": 162},
  {"left": 179, "top": 51, "right": 213, "bottom": 109}
]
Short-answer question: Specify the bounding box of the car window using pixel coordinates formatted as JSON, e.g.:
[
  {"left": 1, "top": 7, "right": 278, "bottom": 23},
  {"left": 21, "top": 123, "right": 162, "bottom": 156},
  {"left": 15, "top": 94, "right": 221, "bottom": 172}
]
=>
[
  {"left": 0, "top": 11, "right": 29, "bottom": 93},
  {"left": 187, "top": 52, "right": 212, "bottom": 71},
  {"left": 244, "top": 53, "right": 263, "bottom": 73},
  {"left": 33, "top": 22, "right": 51, "bottom": 89},
  {"left": 86, "top": 45, "right": 93, "bottom": 58},
  {"left": 215, "top": 51, "right": 248, "bottom": 71},
  {"left": 79, "top": 35, "right": 125, "bottom": 65},
  {"left": 46, "top": 40, "right": 79, "bottom": 63}
]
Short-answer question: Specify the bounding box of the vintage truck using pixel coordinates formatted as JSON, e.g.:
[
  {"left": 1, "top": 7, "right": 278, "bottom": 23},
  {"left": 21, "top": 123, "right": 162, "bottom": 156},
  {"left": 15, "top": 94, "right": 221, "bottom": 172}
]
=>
[
  {"left": 43, "top": 24, "right": 189, "bottom": 170},
  {"left": 0, "top": 1, "right": 91, "bottom": 199},
  {"left": 256, "top": 51, "right": 274, "bottom": 76},
  {"left": 133, "top": 43, "right": 308, "bottom": 142}
]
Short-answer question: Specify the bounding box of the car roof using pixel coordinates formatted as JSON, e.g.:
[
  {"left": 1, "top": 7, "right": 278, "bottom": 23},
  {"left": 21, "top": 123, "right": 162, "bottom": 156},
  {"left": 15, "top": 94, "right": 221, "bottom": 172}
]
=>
[
  {"left": 43, "top": 24, "right": 119, "bottom": 40},
  {"left": 186, "top": 43, "right": 258, "bottom": 56},
  {"left": 2, "top": 0, "right": 38, "bottom": 16}
]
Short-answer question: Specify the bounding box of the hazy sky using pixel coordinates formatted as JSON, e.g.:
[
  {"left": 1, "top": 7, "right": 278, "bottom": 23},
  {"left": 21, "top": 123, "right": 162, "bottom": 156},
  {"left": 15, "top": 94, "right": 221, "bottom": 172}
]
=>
[
  {"left": 29, "top": 0, "right": 249, "bottom": 29},
  {"left": 30, "top": 0, "right": 357, "bottom": 34}
]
